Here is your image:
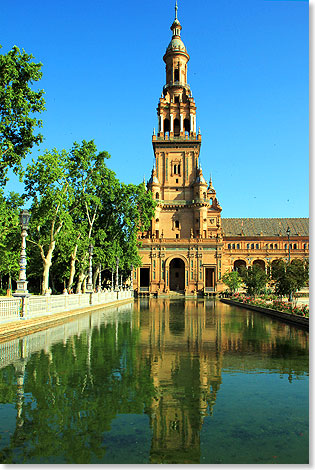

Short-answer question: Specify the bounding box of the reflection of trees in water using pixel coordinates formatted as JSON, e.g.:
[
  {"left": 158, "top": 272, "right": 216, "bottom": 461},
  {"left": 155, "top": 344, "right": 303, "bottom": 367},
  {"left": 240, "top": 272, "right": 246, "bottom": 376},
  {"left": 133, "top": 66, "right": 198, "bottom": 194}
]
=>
[
  {"left": 0, "top": 299, "right": 309, "bottom": 464},
  {"left": 0, "top": 323, "right": 155, "bottom": 463}
]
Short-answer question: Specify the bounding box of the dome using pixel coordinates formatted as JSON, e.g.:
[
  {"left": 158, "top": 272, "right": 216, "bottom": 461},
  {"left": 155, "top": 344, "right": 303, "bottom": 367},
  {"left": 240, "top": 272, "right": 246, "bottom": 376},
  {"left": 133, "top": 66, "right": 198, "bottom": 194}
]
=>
[
  {"left": 148, "top": 168, "right": 160, "bottom": 185},
  {"left": 166, "top": 37, "right": 186, "bottom": 53}
]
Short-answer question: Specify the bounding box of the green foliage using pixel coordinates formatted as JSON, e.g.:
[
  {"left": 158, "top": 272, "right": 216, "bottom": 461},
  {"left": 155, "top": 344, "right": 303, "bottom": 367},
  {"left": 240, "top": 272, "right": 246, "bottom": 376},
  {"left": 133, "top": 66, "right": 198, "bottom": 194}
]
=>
[
  {"left": 222, "top": 270, "right": 243, "bottom": 293},
  {"left": 22, "top": 140, "right": 156, "bottom": 293},
  {"left": 271, "top": 258, "right": 309, "bottom": 297},
  {"left": 239, "top": 264, "right": 268, "bottom": 297},
  {"left": 0, "top": 45, "right": 45, "bottom": 186},
  {"left": 0, "top": 190, "right": 23, "bottom": 284},
  {"left": 24, "top": 148, "right": 75, "bottom": 293}
]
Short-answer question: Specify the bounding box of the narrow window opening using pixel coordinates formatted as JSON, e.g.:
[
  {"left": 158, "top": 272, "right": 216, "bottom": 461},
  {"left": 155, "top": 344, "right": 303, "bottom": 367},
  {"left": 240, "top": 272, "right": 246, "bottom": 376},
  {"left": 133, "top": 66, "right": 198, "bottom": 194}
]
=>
[
  {"left": 174, "top": 118, "right": 180, "bottom": 136},
  {"left": 174, "top": 68, "right": 179, "bottom": 81},
  {"left": 175, "top": 220, "right": 180, "bottom": 229}
]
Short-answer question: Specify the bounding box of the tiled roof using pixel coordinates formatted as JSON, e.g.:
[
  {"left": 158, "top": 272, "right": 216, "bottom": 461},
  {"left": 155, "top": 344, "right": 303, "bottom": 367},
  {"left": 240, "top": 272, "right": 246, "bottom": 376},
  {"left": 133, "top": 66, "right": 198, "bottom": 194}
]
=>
[{"left": 221, "top": 218, "right": 309, "bottom": 237}]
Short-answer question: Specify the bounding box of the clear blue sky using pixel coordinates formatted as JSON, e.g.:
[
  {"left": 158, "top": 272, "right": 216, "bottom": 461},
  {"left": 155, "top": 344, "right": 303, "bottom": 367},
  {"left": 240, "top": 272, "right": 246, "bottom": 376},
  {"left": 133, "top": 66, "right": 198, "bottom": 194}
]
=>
[{"left": 0, "top": 0, "right": 309, "bottom": 218}]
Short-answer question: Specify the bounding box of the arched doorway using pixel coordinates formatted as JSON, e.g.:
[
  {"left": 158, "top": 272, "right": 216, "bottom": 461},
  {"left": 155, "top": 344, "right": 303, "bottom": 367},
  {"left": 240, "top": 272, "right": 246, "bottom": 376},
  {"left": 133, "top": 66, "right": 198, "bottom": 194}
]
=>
[
  {"left": 253, "top": 259, "right": 265, "bottom": 271},
  {"left": 234, "top": 260, "right": 246, "bottom": 272},
  {"left": 169, "top": 258, "right": 185, "bottom": 291}
]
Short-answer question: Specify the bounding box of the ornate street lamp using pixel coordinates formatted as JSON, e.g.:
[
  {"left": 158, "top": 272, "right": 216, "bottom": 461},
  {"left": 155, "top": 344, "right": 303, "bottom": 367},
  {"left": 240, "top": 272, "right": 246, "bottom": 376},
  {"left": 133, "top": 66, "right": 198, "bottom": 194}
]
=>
[
  {"left": 115, "top": 257, "right": 119, "bottom": 291},
  {"left": 286, "top": 227, "right": 291, "bottom": 264},
  {"left": 98, "top": 263, "right": 102, "bottom": 291},
  {"left": 14, "top": 209, "right": 31, "bottom": 296},
  {"left": 86, "top": 243, "right": 93, "bottom": 292},
  {"left": 130, "top": 264, "right": 134, "bottom": 291},
  {"left": 287, "top": 226, "right": 292, "bottom": 301}
]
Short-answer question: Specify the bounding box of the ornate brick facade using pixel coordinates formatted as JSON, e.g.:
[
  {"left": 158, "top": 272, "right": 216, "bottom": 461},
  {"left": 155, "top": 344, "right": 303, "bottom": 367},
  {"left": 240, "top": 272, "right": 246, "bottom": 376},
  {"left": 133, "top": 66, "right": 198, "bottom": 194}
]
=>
[{"left": 133, "top": 7, "right": 309, "bottom": 296}]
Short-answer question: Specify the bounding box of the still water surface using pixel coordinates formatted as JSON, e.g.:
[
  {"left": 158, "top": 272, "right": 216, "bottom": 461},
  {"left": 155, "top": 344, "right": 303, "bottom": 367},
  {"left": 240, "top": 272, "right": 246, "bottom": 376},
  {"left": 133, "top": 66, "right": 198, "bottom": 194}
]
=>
[{"left": 0, "top": 298, "right": 309, "bottom": 464}]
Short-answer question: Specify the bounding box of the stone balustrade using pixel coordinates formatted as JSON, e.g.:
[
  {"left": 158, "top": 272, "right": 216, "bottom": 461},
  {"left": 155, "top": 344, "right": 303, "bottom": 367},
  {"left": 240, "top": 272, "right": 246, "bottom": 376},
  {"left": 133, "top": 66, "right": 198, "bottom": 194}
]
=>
[{"left": 0, "top": 289, "right": 133, "bottom": 324}]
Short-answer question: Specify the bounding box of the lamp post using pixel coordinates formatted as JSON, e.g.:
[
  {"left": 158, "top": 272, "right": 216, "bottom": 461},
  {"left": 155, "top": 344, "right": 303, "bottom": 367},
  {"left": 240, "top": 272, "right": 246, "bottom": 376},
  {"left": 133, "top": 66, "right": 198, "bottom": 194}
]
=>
[
  {"left": 87, "top": 243, "right": 93, "bottom": 292},
  {"left": 130, "top": 265, "right": 134, "bottom": 291},
  {"left": 13, "top": 209, "right": 31, "bottom": 318},
  {"left": 98, "top": 263, "right": 102, "bottom": 292},
  {"left": 14, "top": 210, "right": 31, "bottom": 296},
  {"left": 287, "top": 226, "right": 292, "bottom": 301},
  {"left": 115, "top": 257, "right": 119, "bottom": 291}
]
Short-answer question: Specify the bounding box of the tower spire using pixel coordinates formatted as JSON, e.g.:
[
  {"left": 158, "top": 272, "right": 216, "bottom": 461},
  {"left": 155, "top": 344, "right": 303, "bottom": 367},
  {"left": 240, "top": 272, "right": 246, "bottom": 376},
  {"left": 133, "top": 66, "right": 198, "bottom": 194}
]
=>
[{"left": 175, "top": 0, "right": 178, "bottom": 20}]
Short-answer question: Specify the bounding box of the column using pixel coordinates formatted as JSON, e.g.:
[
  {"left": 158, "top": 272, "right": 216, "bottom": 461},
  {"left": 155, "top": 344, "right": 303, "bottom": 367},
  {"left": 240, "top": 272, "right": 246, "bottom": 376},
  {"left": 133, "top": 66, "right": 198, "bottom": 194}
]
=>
[
  {"left": 170, "top": 114, "right": 174, "bottom": 133},
  {"left": 160, "top": 115, "right": 164, "bottom": 134},
  {"left": 180, "top": 114, "right": 183, "bottom": 133},
  {"left": 190, "top": 114, "right": 193, "bottom": 135}
]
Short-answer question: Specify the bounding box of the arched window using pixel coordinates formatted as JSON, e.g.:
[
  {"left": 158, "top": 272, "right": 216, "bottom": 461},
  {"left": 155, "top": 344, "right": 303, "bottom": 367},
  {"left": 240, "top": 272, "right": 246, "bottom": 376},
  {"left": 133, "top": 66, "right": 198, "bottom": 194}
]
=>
[
  {"left": 256, "top": 243, "right": 259, "bottom": 249},
  {"left": 270, "top": 244, "right": 273, "bottom": 249},
  {"left": 293, "top": 243, "right": 297, "bottom": 249},
  {"left": 155, "top": 192, "right": 159, "bottom": 199},
  {"left": 164, "top": 118, "right": 170, "bottom": 136},
  {"left": 247, "top": 243, "right": 250, "bottom": 249},
  {"left": 237, "top": 243, "right": 240, "bottom": 249},
  {"left": 228, "top": 244, "right": 231, "bottom": 249},
  {"left": 174, "top": 118, "right": 180, "bottom": 136},
  {"left": 184, "top": 118, "right": 190, "bottom": 134},
  {"left": 251, "top": 243, "right": 254, "bottom": 249},
  {"left": 174, "top": 68, "right": 179, "bottom": 81},
  {"left": 274, "top": 243, "right": 278, "bottom": 249}
]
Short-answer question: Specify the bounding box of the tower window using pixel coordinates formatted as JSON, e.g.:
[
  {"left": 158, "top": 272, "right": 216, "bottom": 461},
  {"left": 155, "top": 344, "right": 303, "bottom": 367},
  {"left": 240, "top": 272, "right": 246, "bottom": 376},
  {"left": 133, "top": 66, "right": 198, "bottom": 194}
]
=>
[
  {"left": 175, "top": 220, "right": 180, "bottom": 229},
  {"left": 164, "top": 118, "right": 170, "bottom": 135},
  {"left": 174, "top": 68, "right": 179, "bottom": 81},
  {"left": 184, "top": 118, "right": 190, "bottom": 134},
  {"left": 155, "top": 192, "right": 159, "bottom": 199},
  {"left": 176, "top": 178, "right": 178, "bottom": 183},
  {"left": 176, "top": 234, "right": 179, "bottom": 239},
  {"left": 174, "top": 118, "right": 180, "bottom": 136},
  {"left": 174, "top": 96, "right": 179, "bottom": 103},
  {"left": 173, "top": 164, "right": 181, "bottom": 175}
]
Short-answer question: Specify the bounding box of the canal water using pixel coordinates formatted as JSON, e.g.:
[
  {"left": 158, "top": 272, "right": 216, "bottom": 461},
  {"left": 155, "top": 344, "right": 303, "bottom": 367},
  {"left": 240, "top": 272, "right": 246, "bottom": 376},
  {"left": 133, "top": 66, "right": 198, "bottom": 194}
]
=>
[{"left": 0, "top": 298, "right": 309, "bottom": 464}]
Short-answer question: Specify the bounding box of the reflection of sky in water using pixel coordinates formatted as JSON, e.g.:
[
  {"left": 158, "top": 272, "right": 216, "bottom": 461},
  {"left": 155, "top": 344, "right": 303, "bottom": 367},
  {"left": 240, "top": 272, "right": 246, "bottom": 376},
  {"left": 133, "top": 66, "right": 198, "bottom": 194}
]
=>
[{"left": 0, "top": 299, "right": 308, "bottom": 464}]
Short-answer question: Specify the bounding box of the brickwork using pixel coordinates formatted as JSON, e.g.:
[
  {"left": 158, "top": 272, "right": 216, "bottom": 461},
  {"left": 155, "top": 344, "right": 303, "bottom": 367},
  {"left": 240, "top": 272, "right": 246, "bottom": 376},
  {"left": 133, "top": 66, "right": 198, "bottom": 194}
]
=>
[{"left": 134, "top": 10, "right": 309, "bottom": 296}]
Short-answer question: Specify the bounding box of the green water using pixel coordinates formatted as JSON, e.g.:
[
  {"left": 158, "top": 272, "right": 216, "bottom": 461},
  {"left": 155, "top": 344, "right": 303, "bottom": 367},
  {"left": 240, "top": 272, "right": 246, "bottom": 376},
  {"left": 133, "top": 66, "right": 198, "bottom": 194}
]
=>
[{"left": 0, "top": 298, "right": 309, "bottom": 464}]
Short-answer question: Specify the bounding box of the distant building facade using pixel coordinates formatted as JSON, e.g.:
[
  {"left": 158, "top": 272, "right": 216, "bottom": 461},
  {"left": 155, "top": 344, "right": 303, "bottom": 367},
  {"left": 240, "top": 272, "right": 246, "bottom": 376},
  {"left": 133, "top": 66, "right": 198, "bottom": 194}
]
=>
[{"left": 133, "top": 7, "right": 309, "bottom": 296}]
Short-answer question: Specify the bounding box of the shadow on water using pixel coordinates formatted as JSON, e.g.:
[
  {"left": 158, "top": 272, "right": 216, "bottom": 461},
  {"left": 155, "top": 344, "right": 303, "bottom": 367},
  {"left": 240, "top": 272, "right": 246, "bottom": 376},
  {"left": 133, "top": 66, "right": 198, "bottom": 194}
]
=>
[{"left": 0, "top": 298, "right": 309, "bottom": 464}]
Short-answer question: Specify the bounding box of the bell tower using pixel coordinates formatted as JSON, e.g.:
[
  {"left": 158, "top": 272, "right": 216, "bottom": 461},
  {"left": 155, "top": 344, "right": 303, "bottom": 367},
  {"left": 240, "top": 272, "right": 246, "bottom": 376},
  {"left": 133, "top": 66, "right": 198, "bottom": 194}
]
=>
[{"left": 137, "top": 3, "right": 224, "bottom": 296}]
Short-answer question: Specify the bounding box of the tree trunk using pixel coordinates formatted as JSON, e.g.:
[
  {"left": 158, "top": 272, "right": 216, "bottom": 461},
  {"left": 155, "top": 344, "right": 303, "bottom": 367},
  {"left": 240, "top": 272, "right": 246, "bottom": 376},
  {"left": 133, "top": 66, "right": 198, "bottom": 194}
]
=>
[
  {"left": 76, "top": 272, "right": 85, "bottom": 294},
  {"left": 93, "top": 265, "right": 100, "bottom": 289},
  {"left": 83, "top": 277, "right": 86, "bottom": 293},
  {"left": 68, "top": 244, "right": 79, "bottom": 291},
  {"left": 41, "top": 242, "right": 55, "bottom": 295}
]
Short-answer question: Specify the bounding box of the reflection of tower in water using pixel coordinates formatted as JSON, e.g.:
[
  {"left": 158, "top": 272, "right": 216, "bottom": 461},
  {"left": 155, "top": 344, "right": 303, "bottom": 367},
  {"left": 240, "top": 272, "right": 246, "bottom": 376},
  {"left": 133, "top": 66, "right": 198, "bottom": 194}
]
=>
[{"left": 135, "top": 298, "right": 222, "bottom": 464}]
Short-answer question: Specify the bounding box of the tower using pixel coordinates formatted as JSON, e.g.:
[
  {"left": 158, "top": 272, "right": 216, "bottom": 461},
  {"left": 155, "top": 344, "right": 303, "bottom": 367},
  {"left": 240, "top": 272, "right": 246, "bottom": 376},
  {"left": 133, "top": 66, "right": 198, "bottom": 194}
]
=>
[{"left": 135, "top": 3, "right": 223, "bottom": 295}]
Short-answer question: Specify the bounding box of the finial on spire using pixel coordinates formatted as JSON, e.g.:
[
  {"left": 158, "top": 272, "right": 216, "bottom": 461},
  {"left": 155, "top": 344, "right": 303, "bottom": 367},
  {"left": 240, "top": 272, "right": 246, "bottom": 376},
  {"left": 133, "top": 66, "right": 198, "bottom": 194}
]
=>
[
  {"left": 175, "top": 0, "right": 178, "bottom": 19},
  {"left": 209, "top": 173, "right": 213, "bottom": 189}
]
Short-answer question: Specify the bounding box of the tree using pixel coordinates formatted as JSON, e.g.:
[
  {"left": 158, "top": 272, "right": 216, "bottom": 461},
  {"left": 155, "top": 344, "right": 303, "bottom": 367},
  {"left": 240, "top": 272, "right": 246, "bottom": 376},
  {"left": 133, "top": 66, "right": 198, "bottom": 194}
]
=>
[
  {"left": 222, "top": 270, "right": 243, "bottom": 293},
  {"left": 239, "top": 264, "right": 268, "bottom": 297},
  {"left": 271, "top": 258, "right": 308, "bottom": 299},
  {"left": 24, "top": 149, "right": 74, "bottom": 294},
  {"left": 0, "top": 190, "right": 23, "bottom": 292},
  {"left": 0, "top": 46, "right": 45, "bottom": 186}
]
